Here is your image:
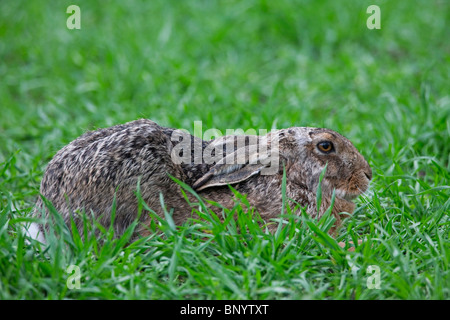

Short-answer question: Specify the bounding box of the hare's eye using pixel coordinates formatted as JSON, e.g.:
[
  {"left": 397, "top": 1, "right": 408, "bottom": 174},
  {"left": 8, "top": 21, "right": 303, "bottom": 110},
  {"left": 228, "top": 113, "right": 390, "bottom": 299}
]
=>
[{"left": 317, "top": 141, "right": 334, "bottom": 154}]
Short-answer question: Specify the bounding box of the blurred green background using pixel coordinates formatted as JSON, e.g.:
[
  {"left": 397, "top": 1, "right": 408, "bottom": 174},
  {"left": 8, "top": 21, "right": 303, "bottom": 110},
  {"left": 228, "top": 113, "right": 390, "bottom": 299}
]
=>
[
  {"left": 0, "top": 0, "right": 449, "bottom": 300},
  {"left": 1, "top": 0, "right": 448, "bottom": 159}
]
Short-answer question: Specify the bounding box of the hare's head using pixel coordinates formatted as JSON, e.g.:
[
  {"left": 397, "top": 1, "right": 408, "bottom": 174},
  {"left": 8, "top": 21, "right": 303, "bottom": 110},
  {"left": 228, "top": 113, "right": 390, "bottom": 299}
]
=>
[
  {"left": 276, "top": 127, "right": 372, "bottom": 207},
  {"left": 193, "top": 127, "right": 371, "bottom": 212}
]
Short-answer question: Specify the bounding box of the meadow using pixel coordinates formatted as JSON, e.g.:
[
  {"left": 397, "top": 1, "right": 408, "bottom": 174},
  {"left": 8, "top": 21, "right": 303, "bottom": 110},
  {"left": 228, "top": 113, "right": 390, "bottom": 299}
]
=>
[{"left": 0, "top": 0, "right": 448, "bottom": 300}]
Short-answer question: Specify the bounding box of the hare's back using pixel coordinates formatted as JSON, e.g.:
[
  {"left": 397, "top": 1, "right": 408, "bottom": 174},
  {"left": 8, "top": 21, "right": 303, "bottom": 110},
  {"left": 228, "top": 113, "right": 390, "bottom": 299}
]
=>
[{"left": 39, "top": 119, "right": 174, "bottom": 205}]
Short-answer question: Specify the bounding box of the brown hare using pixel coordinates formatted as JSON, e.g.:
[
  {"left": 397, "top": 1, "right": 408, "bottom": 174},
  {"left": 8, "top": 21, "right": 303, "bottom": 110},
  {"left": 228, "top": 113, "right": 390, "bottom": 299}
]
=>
[{"left": 31, "top": 119, "right": 372, "bottom": 242}]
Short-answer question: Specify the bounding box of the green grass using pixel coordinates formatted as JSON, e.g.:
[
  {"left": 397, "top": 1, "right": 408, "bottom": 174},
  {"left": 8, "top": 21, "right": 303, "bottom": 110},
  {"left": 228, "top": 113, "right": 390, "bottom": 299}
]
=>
[{"left": 0, "top": 0, "right": 449, "bottom": 300}]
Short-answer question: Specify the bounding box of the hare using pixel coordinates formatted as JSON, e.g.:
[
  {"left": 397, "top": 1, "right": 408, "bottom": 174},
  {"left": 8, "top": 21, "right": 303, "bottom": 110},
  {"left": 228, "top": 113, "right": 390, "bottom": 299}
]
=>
[{"left": 31, "top": 119, "right": 372, "bottom": 241}]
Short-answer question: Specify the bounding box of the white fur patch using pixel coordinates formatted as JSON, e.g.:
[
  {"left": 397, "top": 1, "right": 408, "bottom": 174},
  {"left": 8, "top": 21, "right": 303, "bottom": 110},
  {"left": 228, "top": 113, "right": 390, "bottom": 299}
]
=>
[{"left": 24, "top": 222, "right": 46, "bottom": 244}]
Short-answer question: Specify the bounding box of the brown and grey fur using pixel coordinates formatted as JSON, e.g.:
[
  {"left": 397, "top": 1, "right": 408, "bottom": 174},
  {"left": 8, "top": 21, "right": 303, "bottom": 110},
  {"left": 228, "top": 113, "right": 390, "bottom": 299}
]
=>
[{"left": 32, "top": 119, "right": 372, "bottom": 240}]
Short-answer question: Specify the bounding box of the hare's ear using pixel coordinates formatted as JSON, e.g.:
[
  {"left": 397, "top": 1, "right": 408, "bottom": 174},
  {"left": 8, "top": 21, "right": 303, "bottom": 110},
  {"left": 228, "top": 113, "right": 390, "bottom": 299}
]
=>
[
  {"left": 192, "top": 162, "right": 266, "bottom": 191},
  {"left": 193, "top": 133, "right": 281, "bottom": 191}
]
